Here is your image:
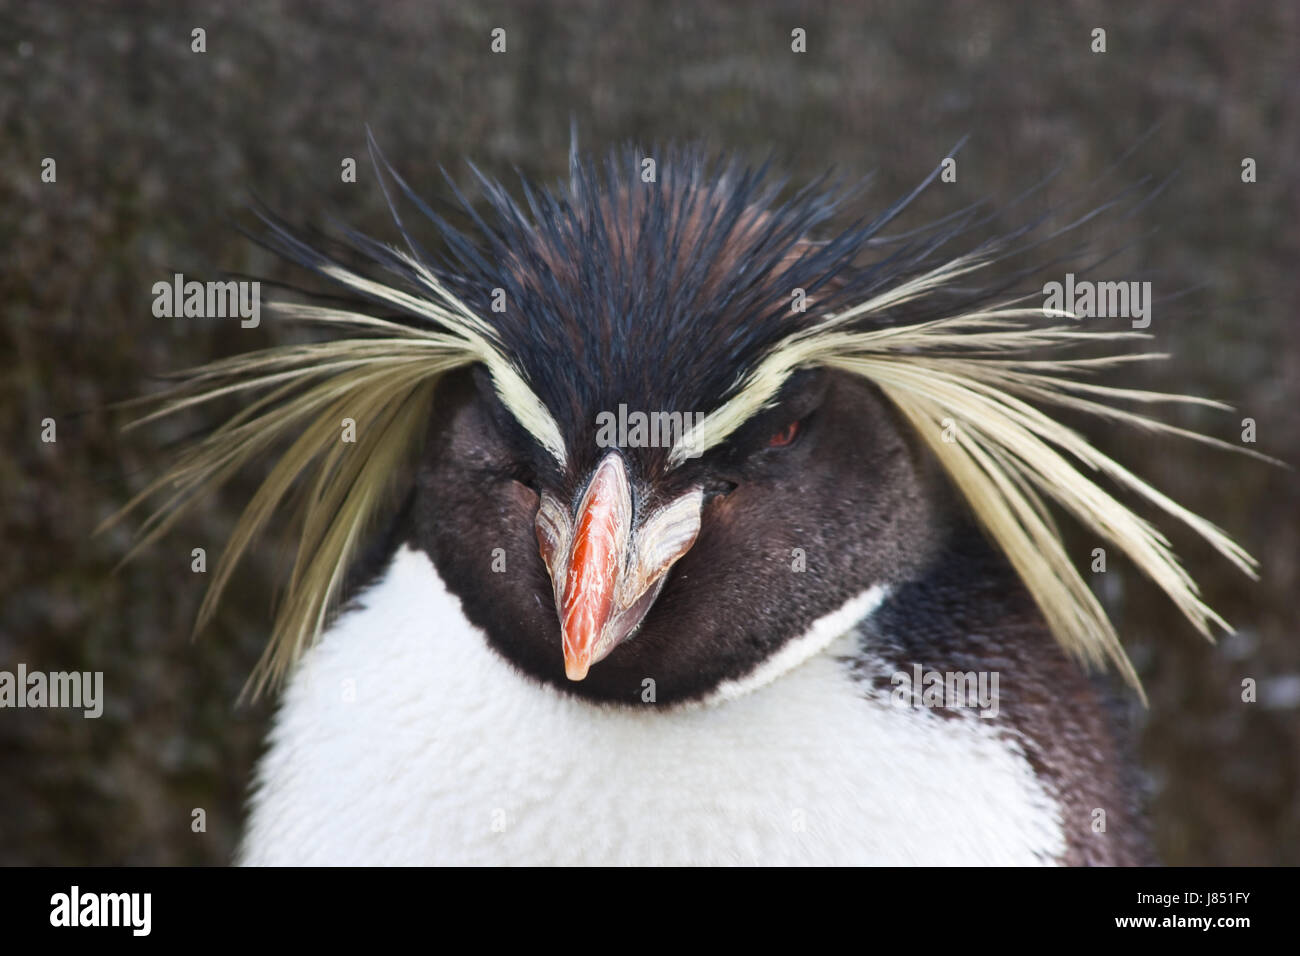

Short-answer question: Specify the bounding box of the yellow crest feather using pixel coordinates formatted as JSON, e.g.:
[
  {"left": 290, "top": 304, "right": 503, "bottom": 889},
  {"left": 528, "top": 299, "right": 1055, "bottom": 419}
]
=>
[
  {"left": 109, "top": 231, "right": 1265, "bottom": 702},
  {"left": 685, "top": 266, "right": 1265, "bottom": 700},
  {"left": 103, "top": 259, "right": 564, "bottom": 698}
]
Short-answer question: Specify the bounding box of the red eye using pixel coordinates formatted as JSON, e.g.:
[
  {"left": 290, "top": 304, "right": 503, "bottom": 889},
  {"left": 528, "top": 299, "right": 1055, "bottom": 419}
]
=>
[{"left": 768, "top": 420, "right": 801, "bottom": 448}]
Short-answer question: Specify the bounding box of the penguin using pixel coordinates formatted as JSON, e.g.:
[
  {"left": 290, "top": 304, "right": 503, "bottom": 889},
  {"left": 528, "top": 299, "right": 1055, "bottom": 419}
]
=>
[{"left": 111, "top": 142, "right": 1258, "bottom": 865}]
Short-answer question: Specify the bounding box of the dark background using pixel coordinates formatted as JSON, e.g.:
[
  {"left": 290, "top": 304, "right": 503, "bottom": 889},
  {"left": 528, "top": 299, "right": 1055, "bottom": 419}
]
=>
[{"left": 2, "top": 1, "right": 1297, "bottom": 865}]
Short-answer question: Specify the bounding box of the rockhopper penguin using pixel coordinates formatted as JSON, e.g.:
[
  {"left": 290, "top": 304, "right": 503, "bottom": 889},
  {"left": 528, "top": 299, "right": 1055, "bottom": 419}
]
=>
[{"left": 112, "top": 141, "right": 1259, "bottom": 865}]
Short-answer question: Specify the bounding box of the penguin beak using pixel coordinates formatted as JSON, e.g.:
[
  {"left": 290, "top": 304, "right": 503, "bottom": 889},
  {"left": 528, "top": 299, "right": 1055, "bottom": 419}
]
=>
[{"left": 535, "top": 452, "right": 703, "bottom": 680}]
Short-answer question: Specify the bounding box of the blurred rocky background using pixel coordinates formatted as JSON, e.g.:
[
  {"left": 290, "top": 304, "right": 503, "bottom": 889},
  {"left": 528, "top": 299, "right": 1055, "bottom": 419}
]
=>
[{"left": 1, "top": 0, "right": 1296, "bottom": 864}]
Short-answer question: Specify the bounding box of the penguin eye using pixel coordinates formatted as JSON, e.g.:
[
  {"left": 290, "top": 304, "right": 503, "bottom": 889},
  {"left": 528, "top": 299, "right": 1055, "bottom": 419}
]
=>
[{"left": 767, "top": 420, "right": 801, "bottom": 448}]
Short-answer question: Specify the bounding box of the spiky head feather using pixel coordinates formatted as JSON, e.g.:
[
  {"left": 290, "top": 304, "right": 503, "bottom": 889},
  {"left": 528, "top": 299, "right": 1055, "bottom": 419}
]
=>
[{"left": 107, "top": 139, "right": 1262, "bottom": 700}]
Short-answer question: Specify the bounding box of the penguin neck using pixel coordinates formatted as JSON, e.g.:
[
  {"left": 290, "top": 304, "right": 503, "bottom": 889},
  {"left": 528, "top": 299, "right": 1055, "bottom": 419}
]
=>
[{"left": 242, "top": 543, "right": 1070, "bottom": 865}]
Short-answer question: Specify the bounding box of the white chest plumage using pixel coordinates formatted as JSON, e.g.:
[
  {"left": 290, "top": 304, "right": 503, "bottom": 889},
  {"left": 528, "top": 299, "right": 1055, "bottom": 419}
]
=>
[{"left": 239, "top": 546, "right": 1065, "bottom": 865}]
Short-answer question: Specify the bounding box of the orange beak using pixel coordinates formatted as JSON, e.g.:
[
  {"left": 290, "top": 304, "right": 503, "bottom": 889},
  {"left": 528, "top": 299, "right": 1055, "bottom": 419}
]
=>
[
  {"left": 535, "top": 452, "right": 703, "bottom": 681},
  {"left": 556, "top": 454, "right": 630, "bottom": 680}
]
